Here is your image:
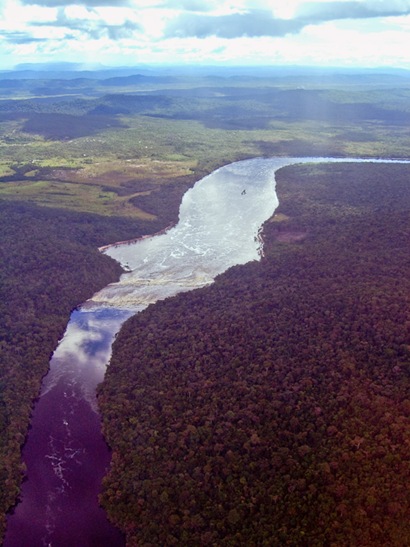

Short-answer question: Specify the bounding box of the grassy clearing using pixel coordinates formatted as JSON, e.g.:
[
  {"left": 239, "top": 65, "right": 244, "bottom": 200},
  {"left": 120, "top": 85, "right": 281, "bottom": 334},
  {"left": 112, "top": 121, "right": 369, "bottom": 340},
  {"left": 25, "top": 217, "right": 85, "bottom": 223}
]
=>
[
  {"left": 0, "top": 162, "right": 15, "bottom": 177},
  {"left": 58, "top": 156, "right": 196, "bottom": 187},
  {"left": 0, "top": 179, "right": 156, "bottom": 219}
]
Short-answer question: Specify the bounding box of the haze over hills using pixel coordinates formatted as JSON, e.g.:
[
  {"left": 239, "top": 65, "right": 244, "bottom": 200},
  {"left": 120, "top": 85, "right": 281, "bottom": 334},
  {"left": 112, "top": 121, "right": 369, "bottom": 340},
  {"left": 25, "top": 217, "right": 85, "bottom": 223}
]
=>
[{"left": 1, "top": 63, "right": 410, "bottom": 82}]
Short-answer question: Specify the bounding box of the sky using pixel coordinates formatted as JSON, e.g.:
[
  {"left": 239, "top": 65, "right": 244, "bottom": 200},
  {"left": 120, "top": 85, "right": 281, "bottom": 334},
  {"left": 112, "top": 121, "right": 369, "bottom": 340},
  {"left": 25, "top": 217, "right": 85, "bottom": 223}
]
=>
[{"left": 1, "top": 0, "right": 410, "bottom": 69}]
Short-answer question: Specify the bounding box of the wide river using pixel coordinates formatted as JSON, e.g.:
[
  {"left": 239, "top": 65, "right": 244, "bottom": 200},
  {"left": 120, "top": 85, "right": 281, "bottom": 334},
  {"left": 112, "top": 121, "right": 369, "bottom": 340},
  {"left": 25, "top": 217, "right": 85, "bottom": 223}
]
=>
[{"left": 4, "top": 156, "right": 408, "bottom": 546}]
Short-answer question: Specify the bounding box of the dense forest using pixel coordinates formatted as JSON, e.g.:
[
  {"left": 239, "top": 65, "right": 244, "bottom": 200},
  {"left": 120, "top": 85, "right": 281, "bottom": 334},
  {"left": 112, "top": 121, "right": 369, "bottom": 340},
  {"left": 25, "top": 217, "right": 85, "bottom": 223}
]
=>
[{"left": 98, "top": 162, "right": 410, "bottom": 546}]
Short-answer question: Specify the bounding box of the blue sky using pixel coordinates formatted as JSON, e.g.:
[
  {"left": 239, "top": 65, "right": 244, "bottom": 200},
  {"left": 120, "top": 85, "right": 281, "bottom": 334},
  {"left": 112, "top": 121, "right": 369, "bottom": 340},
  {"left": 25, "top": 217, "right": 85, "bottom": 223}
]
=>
[{"left": 1, "top": 0, "right": 410, "bottom": 69}]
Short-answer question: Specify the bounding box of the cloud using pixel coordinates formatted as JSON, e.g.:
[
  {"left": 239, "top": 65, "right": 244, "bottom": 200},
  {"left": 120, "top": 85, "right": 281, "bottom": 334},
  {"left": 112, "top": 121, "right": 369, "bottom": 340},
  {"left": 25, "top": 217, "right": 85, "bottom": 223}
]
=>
[
  {"left": 0, "top": 31, "right": 49, "bottom": 44},
  {"left": 3, "top": 0, "right": 410, "bottom": 69},
  {"left": 295, "top": 0, "right": 410, "bottom": 21},
  {"left": 20, "top": 0, "right": 132, "bottom": 6},
  {"left": 20, "top": 0, "right": 217, "bottom": 10},
  {"left": 15, "top": 0, "right": 410, "bottom": 45},
  {"left": 164, "top": 2, "right": 410, "bottom": 39},
  {"left": 165, "top": 10, "right": 305, "bottom": 38},
  {"left": 160, "top": 0, "right": 215, "bottom": 10},
  {"left": 106, "top": 19, "right": 142, "bottom": 39},
  {"left": 31, "top": 7, "right": 142, "bottom": 40}
]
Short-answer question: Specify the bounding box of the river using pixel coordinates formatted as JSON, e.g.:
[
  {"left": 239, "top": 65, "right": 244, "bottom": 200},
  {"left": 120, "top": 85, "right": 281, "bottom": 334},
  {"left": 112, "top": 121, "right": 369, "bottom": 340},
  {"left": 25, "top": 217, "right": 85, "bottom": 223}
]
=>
[{"left": 4, "top": 156, "right": 409, "bottom": 546}]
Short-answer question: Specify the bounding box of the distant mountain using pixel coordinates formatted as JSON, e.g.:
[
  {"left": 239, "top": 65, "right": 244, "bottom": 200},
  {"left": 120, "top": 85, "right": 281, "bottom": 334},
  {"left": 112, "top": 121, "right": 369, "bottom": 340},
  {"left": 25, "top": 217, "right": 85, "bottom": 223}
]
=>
[
  {"left": 1, "top": 63, "right": 409, "bottom": 82},
  {"left": 100, "top": 74, "right": 177, "bottom": 86},
  {"left": 15, "top": 62, "right": 86, "bottom": 71},
  {"left": 0, "top": 66, "right": 157, "bottom": 81}
]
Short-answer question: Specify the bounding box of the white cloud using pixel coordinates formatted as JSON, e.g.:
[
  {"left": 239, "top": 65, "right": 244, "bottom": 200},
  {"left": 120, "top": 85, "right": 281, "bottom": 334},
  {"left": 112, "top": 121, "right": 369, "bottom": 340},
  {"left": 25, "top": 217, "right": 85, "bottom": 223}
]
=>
[
  {"left": 271, "top": 0, "right": 305, "bottom": 19},
  {"left": 0, "top": 2, "right": 56, "bottom": 30},
  {"left": 386, "top": 12, "right": 410, "bottom": 29},
  {"left": 64, "top": 5, "right": 95, "bottom": 19},
  {"left": 0, "top": 0, "right": 410, "bottom": 68},
  {"left": 92, "top": 6, "right": 140, "bottom": 24},
  {"left": 137, "top": 8, "right": 173, "bottom": 38}
]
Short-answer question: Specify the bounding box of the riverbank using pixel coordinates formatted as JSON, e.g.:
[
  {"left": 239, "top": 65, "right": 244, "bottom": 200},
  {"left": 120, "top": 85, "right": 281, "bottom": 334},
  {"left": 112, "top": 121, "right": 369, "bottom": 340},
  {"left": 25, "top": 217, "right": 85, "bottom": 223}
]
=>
[{"left": 98, "top": 223, "right": 175, "bottom": 254}]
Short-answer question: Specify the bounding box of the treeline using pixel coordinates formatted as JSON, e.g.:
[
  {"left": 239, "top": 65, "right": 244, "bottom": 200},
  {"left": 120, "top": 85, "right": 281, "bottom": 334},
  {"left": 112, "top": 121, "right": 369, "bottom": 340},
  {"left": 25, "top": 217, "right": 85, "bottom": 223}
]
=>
[
  {"left": 0, "top": 200, "right": 160, "bottom": 540},
  {"left": 98, "top": 163, "right": 410, "bottom": 546}
]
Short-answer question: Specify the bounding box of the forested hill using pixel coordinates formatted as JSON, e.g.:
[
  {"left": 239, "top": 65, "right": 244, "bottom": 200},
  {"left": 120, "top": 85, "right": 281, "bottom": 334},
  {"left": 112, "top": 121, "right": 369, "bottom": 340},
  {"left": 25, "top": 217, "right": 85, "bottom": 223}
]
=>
[{"left": 98, "top": 162, "right": 410, "bottom": 546}]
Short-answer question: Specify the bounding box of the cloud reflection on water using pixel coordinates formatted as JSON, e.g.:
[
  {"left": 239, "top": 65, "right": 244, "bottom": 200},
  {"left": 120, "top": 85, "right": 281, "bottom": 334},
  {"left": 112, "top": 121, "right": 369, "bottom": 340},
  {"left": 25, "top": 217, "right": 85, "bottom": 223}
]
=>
[{"left": 41, "top": 308, "right": 132, "bottom": 410}]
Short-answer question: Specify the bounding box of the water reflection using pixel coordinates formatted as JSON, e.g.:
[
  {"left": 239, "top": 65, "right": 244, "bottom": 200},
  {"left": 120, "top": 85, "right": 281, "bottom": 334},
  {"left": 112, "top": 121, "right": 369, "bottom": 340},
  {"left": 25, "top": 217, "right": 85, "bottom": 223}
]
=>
[
  {"left": 41, "top": 309, "right": 133, "bottom": 409},
  {"left": 4, "top": 308, "right": 130, "bottom": 546}
]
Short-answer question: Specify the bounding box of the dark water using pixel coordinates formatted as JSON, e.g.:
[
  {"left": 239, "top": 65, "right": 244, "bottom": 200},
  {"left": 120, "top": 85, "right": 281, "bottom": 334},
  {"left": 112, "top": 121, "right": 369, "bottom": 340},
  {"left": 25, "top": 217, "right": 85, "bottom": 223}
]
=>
[{"left": 4, "top": 309, "right": 130, "bottom": 546}]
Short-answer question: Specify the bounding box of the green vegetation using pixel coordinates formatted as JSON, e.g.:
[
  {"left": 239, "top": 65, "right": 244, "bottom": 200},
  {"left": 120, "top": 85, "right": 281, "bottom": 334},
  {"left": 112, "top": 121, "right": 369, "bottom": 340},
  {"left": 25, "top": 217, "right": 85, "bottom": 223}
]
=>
[
  {"left": 0, "top": 178, "right": 157, "bottom": 218},
  {"left": 1, "top": 72, "right": 410, "bottom": 225},
  {"left": 1, "top": 66, "right": 410, "bottom": 543},
  {"left": 98, "top": 163, "right": 410, "bottom": 546}
]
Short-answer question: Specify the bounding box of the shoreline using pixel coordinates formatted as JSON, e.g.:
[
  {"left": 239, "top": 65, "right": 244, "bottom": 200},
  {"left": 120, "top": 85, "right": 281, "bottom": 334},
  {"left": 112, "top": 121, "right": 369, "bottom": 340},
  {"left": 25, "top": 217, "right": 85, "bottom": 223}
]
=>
[{"left": 98, "top": 222, "right": 176, "bottom": 253}]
